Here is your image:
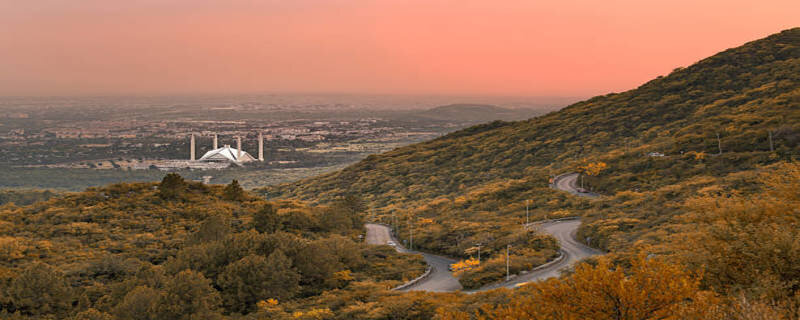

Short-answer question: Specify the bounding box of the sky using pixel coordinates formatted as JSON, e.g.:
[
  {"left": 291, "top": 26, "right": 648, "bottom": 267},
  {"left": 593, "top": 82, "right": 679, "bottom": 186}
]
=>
[{"left": 0, "top": 0, "right": 797, "bottom": 97}]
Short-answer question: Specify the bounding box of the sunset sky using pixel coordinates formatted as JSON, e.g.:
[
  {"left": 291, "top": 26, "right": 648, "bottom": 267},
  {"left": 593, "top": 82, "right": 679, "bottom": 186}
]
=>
[{"left": 1, "top": 0, "right": 797, "bottom": 97}]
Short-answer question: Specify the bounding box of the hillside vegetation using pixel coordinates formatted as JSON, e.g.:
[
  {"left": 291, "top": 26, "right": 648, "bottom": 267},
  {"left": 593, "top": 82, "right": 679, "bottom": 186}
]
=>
[
  {"left": 266, "top": 28, "right": 799, "bottom": 205},
  {"left": 1, "top": 28, "right": 799, "bottom": 320},
  {"left": 0, "top": 174, "right": 425, "bottom": 319},
  {"left": 261, "top": 28, "right": 800, "bottom": 316}
]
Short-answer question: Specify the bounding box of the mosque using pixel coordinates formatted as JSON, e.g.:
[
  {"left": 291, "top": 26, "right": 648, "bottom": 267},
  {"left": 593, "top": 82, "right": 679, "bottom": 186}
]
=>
[
  {"left": 133, "top": 133, "right": 264, "bottom": 171},
  {"left": 190, "top": 133, "right": 262, "bottom": 165}
]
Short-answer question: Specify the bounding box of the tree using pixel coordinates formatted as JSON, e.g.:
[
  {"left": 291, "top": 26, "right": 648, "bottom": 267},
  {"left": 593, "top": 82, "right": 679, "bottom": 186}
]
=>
[
  {"left": 319, "top": 206, "right": 352, "bottom": 234},
  {"left": 217, "top": 249, "right": 302, "bottom": 307},
  {"left": 157, "top": 173, "right": 186, "bottom": 200},
  {"left": 579, "top": 160, "right": 608, "bottom": 176},
  {"left": 470, "top": 255, "right": 712, "bottom": 320},
  {"left": 333, "top": 195, "right": 366, "bottom": 229},
  {"left": 188, "top": 214, "right": 231, "bottom": 244},
  {"left": 155, "top": 270, "right": 222, "bottom": 320},
  {"left": 6, "top": 262, "right": 73, "bottom": 316},
  {"left": 680, "top": 162, "right": 800, "bottom": 307},
  {"left": 218, "top": 254, "right": 299, "bottom": 314},
  {"left": 253, "top": 203, "right": 281, "bottom": 233},
  {"left": 74, "top": 308, "right": 115, "bottom": 320},
  {"left": 114, "top": 286, "right": 160, "bottom": 320},
  {"left": 223, "top": 180, "right": 245, "bottom": 202},
  {"left": 261, "top": 250, "right": 301, "bottom": 301}
]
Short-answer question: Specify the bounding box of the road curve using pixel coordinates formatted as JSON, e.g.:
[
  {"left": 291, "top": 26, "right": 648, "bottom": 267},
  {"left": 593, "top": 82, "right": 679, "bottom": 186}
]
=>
[
  {"left": 474, "top": 173, "right": 602, "bottom": 290},
  {"left": 365, "top": 223, "right": 462, "bottom": 292},
  {"left": 553, "top": 172, "right": 600, "bottom": 197},
  {"left": 365, "top": 173, "right": 601, "bottom": 292},
  {"left": 472, "top": 219, "right": 602, "bottom": 291}
]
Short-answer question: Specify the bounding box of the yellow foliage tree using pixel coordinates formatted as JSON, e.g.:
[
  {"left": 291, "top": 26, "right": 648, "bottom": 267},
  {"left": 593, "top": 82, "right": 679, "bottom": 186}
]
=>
[
  {"left": 579, "top": 160, "right": 609, "bottom": 176},
  {"left": 455, "top": 254, "right": 717, "bottom": 320}
]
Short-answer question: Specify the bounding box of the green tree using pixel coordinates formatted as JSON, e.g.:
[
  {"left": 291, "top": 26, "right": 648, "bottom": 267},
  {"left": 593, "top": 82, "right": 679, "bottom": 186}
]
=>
[
  {"left": 336, "top": 195, "right": 366, "bottom": 228},
  {"left": 157, "top": 173, "right": 186, "bottom": 200},
  {"left": 188, "top": 214, "right": 231, "bottom": 244},
  {"left": 218, "top": 249, "right": 300, "bottom": 310},
  {"left": 218, "top": 254, "right": 296, "bottom": 314},
  {"left": 319, "top": 206, "right": 352, "bottom": 234},
  {"left": 223, "top": 180, "right": 245, "bottom": 201},
  {"left": 156, "top": 270, "right": 222, "bottom": 320},
  {"left": 6, "top": 262, "right": 73, "bottom": 316},
  {"left": 253, "top": 203, "right": 281, "bottom": 233},
  {"left": 74, "top": 308, "right": 115, "bottom": 320},
  {"left": 113, "top": 286, "right": 160, "bottom": 320}
]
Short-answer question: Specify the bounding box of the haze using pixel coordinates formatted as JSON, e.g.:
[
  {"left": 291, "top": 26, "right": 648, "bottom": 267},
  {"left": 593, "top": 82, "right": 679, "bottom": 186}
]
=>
[{"left": 1, "top": 0, "right": 797, "bottom": 97}]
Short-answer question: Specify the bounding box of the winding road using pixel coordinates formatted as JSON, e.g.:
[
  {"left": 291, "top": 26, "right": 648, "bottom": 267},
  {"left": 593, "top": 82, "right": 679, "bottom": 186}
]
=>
[
  {"left": 365, "top": 173, "right": 601, "bottom": 292},
  {"left": 553, "top": 172, "right": 601, "bottom": 197},
  {"left": 365, "top": 223, "right": 462, "bottom": 292}
]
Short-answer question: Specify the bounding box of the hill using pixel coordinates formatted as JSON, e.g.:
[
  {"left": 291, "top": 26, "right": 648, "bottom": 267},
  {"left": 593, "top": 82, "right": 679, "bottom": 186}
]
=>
[
  {"left": 261, "top": 28, "right": 800, "bottom": 313},
  {"left": 264, "top": 28, "right": 799, "bottom": 205},
  {"left": 0, "top": 175, "right": 426, "bottom": 318}
]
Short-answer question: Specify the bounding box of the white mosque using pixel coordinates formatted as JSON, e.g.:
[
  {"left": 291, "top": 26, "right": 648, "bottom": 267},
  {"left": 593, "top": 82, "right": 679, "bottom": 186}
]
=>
[
  {"left": 191, "top": 133, "right": 262, "bottom": 164},
  {"left": 136, "top": 133, "right": 265, "bottom": 171},
  {"left": 199, "top": 145, "right": 257, "bottom": 163},
  {"left": 155, "top": 132, "right": 265, "bottom": 170}
]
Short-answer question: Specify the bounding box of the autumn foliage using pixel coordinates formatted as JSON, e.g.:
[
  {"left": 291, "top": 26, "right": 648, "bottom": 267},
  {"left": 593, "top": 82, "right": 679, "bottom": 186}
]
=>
[{"left": 440, "top": 254, "right": 712, "bottom": 320}]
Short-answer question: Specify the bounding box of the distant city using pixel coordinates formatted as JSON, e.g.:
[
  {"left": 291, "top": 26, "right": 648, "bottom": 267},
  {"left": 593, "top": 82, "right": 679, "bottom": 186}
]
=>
[{"left": 0, "top": 94, "right": 570, "bottom": 190}]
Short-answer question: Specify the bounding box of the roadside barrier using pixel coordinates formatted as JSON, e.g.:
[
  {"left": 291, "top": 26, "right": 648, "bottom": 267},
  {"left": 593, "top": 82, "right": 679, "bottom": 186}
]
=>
[{"left": 392, "top": 266, "right": 433, "bottom": 291}]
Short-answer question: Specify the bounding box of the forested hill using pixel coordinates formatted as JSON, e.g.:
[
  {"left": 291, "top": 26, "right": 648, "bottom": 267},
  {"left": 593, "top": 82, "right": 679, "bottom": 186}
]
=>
[{"left": 263, "top": 28, "right": 800, "bottom": 207}]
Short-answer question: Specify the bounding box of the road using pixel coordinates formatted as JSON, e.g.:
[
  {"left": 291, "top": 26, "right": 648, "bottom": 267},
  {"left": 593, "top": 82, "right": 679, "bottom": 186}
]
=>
[
  {"left": 364, "top": 172, "right": 601, "bottom": 292},
  {"left": 365, "top": 223, "right": 463, "bottom": 292},
  {"left": 553, "top": 172, "right": 600, "bottom": 197},
  {"left": 471, "top": 219, "right": 602, "bottom": 291}
]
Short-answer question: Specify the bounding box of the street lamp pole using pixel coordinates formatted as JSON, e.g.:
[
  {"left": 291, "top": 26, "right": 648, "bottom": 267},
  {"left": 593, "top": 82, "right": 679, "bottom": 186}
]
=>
[
  {"left": 526, "top": 200, "right": 530, "bottom": 225},
  {"left": 409, "top": 218, "right": 413, "bottom": 250},
  {"left": 506, "top": 245, "right": 511, "bottom": 281}
]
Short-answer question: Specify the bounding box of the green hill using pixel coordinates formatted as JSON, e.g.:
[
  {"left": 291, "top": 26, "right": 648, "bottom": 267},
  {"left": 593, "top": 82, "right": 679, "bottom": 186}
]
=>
[
  {"left": 0, "top": 176, "right": 426, "bottom": 318},
  {"left": 261, "top": 28, "right": 799, "bottom": 286},
  {"left": 264, "top": 28, "right": 799, "bottom": 205}
]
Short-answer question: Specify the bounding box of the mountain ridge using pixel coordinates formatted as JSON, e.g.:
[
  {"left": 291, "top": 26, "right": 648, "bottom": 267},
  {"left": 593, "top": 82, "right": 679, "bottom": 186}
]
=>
[{"left": 263, "top": 27, "right": 800, "bottom": 206}]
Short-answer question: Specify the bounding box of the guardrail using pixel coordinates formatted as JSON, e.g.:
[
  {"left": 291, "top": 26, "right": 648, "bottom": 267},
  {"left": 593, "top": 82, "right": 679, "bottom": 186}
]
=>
[
  {"left": 527, "top": 248, "right": 567, "bottom": 273},
  {"left": 392, "top": 266, "right": 433, "bottom": 291},
  {"left": 366, "top": 223, "right": 436, "bottom": 291},
  {"left": 549, "top": 172, "right": 575, "bottom": 189},
  {"left": 524, "top": 216, "right": 580, "bottom": 231}
]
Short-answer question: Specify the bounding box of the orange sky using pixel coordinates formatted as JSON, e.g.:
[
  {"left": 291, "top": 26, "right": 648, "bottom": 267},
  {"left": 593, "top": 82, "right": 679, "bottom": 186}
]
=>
[{"left": 0, "top": 0, "right": 797, "bottom": 97}]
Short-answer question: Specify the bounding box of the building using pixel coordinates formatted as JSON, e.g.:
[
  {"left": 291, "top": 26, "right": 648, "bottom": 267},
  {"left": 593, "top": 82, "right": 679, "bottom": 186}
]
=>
[
  {"left": 199, "top": 145, "right": 256, "bottom": 163},
  {"left": 187, "top": 133, "right": 264, "bottom": 167}
]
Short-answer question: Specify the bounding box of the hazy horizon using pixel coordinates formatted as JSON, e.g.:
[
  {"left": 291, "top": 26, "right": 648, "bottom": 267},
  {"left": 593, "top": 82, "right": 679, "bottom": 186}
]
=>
[
  {"left": 0, "top": 93, "right": 583, "bottom": 112},
  {"left": 1, "top": 1, "right": 798, "bottom": 97}
]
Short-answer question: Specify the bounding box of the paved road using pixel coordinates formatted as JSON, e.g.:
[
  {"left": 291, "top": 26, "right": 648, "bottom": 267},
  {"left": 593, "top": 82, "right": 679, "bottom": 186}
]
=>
[
  {"left": 364, "top": 172, "right": 601, "bottom": 292},
  {"left": 365, "top": 223, "right": 393, "bottom": 245},
  {"left": 365, "top": 223, "right": 462, "bottom": 292},
  {"left": 553, "top": 173, "right": 600, "bottom": 197},
  {"left": 472, "top": 219, "right": 602, "bottom": 291}
]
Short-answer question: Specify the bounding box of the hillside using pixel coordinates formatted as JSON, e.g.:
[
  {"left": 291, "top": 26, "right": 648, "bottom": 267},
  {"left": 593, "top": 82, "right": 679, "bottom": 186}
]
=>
[
  {"left": 260, "top": 28, "right": 800, "bottom": 314},
  {"left": 0, "top": 175, "right": 426, "bottom": 318},
  {"left": 264, "top": 28, "right": 799, "bottom": 205},
  {"left": 1, "top": 28, "right": 799, "bottom": 319}
]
